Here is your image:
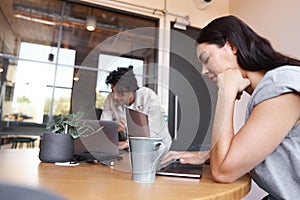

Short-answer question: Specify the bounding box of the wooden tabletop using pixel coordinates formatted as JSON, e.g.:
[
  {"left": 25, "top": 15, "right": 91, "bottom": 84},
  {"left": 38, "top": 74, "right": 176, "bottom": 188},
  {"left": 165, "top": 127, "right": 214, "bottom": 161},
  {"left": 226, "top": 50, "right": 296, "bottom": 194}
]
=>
[{"left": 0, "top": 149, "right": 251, "bottom": 200}]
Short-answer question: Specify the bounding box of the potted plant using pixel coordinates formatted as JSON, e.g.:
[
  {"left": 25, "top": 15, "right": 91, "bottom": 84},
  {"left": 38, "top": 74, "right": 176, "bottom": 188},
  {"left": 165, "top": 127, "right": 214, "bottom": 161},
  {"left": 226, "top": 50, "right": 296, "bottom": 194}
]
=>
[{"left": 39, "top": 111, "right": 84, "bottom": 163}]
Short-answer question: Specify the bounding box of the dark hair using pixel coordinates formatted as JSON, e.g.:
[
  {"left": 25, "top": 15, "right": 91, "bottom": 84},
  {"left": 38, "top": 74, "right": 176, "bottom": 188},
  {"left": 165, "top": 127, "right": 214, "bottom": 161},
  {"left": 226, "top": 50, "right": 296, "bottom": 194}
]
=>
[
  {"left": 105, "top": 65, "right": 133, "bottom": 85},
  {"left": 105, "top": 65, "right": 138, "bottom": 94},
  {"left": 197, "top": 15, "right": 300, "bottom": 71}
]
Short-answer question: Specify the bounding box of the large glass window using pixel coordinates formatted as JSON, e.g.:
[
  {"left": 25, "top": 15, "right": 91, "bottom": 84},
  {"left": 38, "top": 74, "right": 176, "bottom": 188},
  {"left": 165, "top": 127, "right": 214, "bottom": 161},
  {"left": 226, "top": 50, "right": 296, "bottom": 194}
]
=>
[
  {"left": 2, "top": 42, "right": 75, "bottom": 124},
  {"left": 0, "top": 0, "right": 158, "bottom": 130}
]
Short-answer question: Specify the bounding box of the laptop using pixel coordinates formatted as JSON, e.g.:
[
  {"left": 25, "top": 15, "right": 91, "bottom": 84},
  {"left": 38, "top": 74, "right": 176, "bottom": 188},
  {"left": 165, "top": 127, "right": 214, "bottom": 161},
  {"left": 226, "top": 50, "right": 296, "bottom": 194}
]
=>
[
  {"left": 156, "top": 160, "right": 203, "bottom": 179},
  {"left": 74, "top": 120, "right": 122, "bottom": 163},
  {"left": 125, "top": 107, "right": 150, "bottom": 138},
  {"left": 156, "top": 145, "right": 205, "bottom": 179}
]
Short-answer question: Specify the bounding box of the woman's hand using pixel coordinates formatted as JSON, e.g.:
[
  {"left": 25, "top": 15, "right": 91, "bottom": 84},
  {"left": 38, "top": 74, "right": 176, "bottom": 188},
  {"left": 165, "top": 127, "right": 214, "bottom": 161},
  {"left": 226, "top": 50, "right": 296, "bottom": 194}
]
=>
[
  {"left": 161, "top": 151, "right": 210, "bottom": 165},
  {"left": 217, "top": 69, "right": 250, "bottom": 100}
]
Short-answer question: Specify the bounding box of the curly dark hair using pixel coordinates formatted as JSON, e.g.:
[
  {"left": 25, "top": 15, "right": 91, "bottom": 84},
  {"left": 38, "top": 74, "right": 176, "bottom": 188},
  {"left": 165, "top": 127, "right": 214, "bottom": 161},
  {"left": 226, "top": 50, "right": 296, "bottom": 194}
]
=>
[{"left": 105, "top": 65, "right": 139, "bottom": 94}]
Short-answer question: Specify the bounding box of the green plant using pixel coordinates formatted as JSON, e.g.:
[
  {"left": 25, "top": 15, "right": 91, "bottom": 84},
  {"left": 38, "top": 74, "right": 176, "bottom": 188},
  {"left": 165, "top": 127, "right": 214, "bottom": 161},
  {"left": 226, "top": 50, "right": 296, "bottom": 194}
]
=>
[{"left": 46, "top": 111, "right": 84, "bottom": 138}]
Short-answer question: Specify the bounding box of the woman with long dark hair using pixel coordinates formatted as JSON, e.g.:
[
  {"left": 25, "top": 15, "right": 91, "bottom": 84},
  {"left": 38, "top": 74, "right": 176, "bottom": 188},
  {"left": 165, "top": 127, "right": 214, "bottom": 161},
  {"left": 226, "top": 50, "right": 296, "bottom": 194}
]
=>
[{"left": 162, "top": 15, "right": 300, "bottom": 199}]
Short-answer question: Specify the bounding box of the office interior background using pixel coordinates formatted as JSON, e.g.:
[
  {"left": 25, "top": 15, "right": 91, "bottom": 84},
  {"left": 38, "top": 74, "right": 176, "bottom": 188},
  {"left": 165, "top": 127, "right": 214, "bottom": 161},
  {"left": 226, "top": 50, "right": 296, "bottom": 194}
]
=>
[
  {"left": 1, "top": 0, "right": 300, "bottom": 198},
  {"left": 1, "top": 0, "right": 300, "bottom": 131}
]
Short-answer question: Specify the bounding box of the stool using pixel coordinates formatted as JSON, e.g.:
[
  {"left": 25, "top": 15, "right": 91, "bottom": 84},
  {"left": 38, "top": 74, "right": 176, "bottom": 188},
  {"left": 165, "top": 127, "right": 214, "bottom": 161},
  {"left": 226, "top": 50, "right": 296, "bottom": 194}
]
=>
[{"left": 11, "top": 137, "right": 37, "bottom": 149}]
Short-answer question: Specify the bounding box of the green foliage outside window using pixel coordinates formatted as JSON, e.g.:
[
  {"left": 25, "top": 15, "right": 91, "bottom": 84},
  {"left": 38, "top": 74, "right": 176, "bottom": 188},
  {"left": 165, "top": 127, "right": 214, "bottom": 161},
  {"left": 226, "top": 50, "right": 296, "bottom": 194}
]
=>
[
  {"left": 44, "top": 97, "right": 71, "bottom": 115},
  {"left": 95, "top": 92, "right": 107, "bottom": 109},
  {"left": 16, "top": 96, "right": 31, "bottom": 104}
]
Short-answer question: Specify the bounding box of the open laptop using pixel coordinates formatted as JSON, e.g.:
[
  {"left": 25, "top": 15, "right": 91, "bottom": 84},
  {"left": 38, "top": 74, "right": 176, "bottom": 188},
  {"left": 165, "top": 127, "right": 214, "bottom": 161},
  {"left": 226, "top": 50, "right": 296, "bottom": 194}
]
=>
[
  {"left": 74, "top": 120, "right": 122, "bottom": 163},
  {"left": 157, "top": 144, "right": 212, "bottom": 178},
  {"left": 125, "top": 107, "right": 150, "bottom": 137}
]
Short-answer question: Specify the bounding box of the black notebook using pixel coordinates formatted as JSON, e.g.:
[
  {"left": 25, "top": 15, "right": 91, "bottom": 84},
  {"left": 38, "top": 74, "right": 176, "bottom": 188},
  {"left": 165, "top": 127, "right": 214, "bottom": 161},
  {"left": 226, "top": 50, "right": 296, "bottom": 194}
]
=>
[{"left": 156, "top": 160, "right": 202, "bottom": 179}]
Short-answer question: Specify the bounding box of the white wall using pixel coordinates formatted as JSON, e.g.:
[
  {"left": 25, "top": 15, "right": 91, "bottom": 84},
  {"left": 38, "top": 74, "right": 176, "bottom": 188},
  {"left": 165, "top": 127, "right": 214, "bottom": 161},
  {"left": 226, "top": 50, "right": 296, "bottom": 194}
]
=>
[
  {"left": 83, "top": 0, "right": 229, "bottom": 27},
  {"left": 229, "top": 0, "right": 300, "bottom": 60},
  {"left": 166, "top": 0, "right": 229, "bottom": 27}
]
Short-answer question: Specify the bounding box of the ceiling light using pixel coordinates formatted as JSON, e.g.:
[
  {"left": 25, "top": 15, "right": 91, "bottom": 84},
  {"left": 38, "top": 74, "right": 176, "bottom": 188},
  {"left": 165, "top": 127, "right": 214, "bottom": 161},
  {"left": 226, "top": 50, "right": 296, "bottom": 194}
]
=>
[
  {"left": 86, "top": 15, "right": 96, "bottom": 31},
  {"left": 73, "top": 69, "right": 80, "bottom": 81},
  {"left": 48, "top": 53, "right": 54, "bottom": 62},
  {"left": 73, "top": 76, "right": 79, "bottom": 81}
]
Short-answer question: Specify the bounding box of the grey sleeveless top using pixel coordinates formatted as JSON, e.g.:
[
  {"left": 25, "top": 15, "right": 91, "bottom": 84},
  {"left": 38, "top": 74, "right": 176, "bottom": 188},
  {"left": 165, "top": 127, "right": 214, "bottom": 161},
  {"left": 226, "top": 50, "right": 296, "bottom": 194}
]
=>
[{"left": 245, "top": 65, "right": 300, "bottom": 200}]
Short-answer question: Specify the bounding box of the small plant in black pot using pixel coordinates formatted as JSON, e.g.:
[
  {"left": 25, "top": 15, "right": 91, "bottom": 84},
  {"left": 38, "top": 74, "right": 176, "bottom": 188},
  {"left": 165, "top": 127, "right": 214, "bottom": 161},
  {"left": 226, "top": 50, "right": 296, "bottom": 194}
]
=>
[{"left": 39, "top": 111, "right": 84, "bottom": 163}]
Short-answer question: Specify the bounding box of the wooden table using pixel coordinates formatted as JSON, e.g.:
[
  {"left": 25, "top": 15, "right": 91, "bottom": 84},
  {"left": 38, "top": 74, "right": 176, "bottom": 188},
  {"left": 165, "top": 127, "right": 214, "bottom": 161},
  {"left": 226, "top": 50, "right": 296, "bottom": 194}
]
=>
[{"left": 0, "top": 149, "right": 251, "bottom": 200}]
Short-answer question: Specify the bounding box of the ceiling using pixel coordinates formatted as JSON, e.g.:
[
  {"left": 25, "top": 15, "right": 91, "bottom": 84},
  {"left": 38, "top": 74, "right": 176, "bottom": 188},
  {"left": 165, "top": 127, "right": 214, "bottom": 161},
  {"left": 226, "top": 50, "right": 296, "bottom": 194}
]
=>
[{"left": 0, "top": 0, "right": 158, "bottom": 63}]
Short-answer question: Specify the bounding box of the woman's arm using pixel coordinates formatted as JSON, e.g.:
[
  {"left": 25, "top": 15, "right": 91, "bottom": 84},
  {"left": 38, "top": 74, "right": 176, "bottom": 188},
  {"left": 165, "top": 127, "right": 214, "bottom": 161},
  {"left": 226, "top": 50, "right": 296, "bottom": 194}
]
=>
[{"left": 210, "top": 70, "right": 300, "bottom": 183}]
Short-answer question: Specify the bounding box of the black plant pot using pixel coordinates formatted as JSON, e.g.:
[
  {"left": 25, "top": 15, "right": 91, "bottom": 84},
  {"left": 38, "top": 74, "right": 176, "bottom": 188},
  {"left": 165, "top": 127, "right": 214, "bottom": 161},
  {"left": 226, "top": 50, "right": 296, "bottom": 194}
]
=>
[{"left": 39, "top": 133, "right": 74, "bottom": 163}]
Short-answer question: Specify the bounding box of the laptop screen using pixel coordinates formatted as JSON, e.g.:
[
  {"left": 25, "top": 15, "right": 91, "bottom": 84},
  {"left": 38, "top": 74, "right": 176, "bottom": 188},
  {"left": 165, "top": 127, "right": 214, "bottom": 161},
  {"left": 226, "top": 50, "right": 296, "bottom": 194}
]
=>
[
  {"left": 125, "top": 107, "right": 150, "bottom": 138},
  {"left": 74, "top": 120, "right": 119, "bottom": 155}
]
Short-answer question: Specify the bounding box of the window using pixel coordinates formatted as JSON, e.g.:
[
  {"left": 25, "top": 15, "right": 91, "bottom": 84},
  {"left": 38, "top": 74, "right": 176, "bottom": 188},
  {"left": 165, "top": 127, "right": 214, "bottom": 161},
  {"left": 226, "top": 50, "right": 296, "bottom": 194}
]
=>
[
  {"left": 96, "top": 54, "right": 144, "bottom": 109},
  {"left": 0, "top": 0, "right": 158, "bottom": 129},
  {"left": 2, "top": 42, "right": 75, "bottom": 124}
]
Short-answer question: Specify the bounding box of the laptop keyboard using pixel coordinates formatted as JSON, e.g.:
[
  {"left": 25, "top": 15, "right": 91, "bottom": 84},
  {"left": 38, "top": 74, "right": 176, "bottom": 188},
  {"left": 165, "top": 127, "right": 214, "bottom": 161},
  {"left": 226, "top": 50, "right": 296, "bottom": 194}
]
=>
[{"left": 74, "top": 151, "right": 122, "bottom": 163}]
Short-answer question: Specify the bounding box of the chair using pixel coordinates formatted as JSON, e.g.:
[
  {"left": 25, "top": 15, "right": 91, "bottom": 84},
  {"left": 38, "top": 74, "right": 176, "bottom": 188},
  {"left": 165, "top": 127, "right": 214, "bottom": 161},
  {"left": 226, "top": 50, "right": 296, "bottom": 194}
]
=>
[
  {"left": 0, "top": 182, "right": 66, "bottom": 200},
  {"left": 95, "top": 108, "right": 103, "bottom": 120},
  {"left": 0, "top": 135, "right": 12, "bottom": 146},
  {"left": 10, "top": 137, "right": 37, "bottom": 149}
]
